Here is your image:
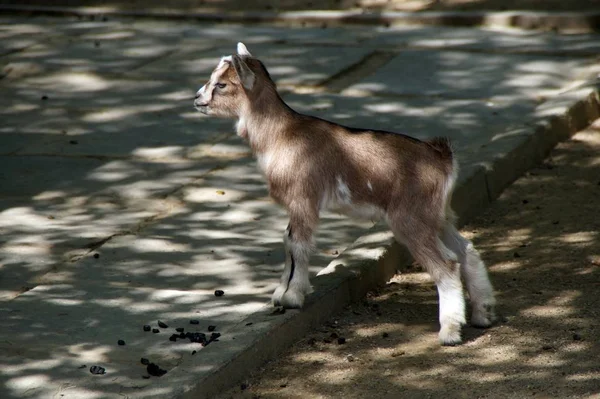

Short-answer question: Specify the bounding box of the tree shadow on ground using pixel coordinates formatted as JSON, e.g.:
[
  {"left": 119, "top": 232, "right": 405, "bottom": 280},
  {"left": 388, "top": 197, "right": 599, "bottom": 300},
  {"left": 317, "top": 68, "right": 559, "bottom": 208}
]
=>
[{"left": 0, "top": 16, "right": 599, "bottom": 399}]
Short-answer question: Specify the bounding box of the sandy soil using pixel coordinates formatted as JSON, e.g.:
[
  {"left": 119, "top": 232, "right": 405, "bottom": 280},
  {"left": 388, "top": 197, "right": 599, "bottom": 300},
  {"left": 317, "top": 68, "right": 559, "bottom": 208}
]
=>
[
  {"left": 216, "top": 120, "right": 600, "bottom": 399},
  {"left": 6, "top": 0, "right": 600, "bottom": 13}
]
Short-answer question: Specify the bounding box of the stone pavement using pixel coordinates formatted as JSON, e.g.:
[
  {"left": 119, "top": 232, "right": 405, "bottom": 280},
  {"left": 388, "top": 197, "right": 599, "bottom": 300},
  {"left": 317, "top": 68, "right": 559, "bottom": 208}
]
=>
[{"left": 1, "top": 15, "right": 599, "bottom": 399}]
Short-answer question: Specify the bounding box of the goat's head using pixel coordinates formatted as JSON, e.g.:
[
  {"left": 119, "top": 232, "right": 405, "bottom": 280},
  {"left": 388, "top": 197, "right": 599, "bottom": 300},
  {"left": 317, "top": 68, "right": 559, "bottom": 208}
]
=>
[{"left": 194, "top": 42, "right": 265, "bottom": 119}]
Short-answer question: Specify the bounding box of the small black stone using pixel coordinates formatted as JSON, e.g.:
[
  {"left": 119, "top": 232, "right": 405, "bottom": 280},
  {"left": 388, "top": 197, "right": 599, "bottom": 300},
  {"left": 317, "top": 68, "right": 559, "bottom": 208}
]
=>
[
  {"left": 214, "top": 290, "right": 224, "bottom": 297},
  {"left": 94, "top": 40, "right": 100, "bottom": 47},
  {"left": 522, "top": 199, "right": 529, "bottom": 204},
  {"left": 147, "top": 363, "right": 167, "bottom": 377},
  {"left": 69, "top": 140, "right": 78, "bottom": 145},
  {"left": 140, "top": 358, "right": 149, "bottom": 365},
  {"left": 152, "top": 328, "right": 160, "bottom": 334},
  {"left": 208, "top": 325, "right": 216, "bottom": 332},
  {"left": 143, "top": 325, "right": 151, "bottom": 332},
  {"left": 190, "top": 319, "right": 200, "bottom": 325},
  {"left": 41, "top": 95, "right": 48, "bottom": 100},
  {"left": 142, "top": 375, "right": 150, "bottom": 379},
  {"left": 382, "top": 332, "right": 389, "bottom": 338},
  {"left": 90, "top": 365, "right": 106, "bottom": 375},
  {"left": 552, "top": 220, "right": 560, "bottom": 225},
  {"left": 191, "top": 350, "right": 197, "bottom": 355},
  {"left": 513, "top": 252, "right": 521, "bottom": 258},
  {"left": 117, "top": 339, "right": 125, "bottom": 346},
  {"left": 169, "top": 334, "right": 178, "bottom": 342},
  {"left": 93, "top": 253, "right": 100, "bottom": 259},
  {"left": 572, "top": 333, "right": 582, "bottom": 341},
  {"left": 78, "top": 364, "right": 87, "bottom": 369},
  {"left": 245, "top": 322, "right": 253, "bottom": 326},
  {"left": 175, "top": 327, "right": 185, "bottom": 333},
  {"left": 337, "top": 337, "right": 346, "bottom": 345},
  {"left": 240, "top": 383, "right": 248, "bottom": 390},
  {"left": 158, "top": 321, "right": 168, "bottom": 328}
]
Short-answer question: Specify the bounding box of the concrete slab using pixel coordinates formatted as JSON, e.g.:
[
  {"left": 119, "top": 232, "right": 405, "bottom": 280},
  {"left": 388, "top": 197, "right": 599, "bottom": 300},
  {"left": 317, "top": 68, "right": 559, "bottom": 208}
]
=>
[
  {"left": 361, "top": 26, "right": 600, "bottom": 55},
  {"left": 346, "top": 50, "right": 594, "bottom": 99},
  {"left": 1, "top": 15, "right": 599, "bottom": 399}
]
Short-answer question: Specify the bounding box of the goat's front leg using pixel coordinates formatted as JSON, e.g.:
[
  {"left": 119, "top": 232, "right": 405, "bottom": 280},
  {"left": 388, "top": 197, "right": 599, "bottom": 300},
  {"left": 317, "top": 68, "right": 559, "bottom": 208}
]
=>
[{"left": 272, "top": 207, "right": 317, "bottom": 308}]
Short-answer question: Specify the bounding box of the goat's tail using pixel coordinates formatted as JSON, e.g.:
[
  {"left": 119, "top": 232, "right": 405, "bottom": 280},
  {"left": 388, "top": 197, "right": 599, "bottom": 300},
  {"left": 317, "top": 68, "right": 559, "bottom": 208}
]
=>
[{"left": 427, "top": 137, "right": 458, "bottom": 224}]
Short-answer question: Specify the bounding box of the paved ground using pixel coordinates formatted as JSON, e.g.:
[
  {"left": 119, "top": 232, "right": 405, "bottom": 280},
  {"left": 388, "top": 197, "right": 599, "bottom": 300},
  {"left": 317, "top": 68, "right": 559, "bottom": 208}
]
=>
[{"left": 1, "top": 14, "right": 600, "bottom": 399}]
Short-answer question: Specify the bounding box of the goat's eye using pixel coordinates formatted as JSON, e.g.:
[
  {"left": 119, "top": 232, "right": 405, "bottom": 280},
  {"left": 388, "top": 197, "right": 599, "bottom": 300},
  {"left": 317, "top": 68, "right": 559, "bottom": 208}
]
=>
[{"left": 215, "top": 83, "right": 227, "bottom": 89}]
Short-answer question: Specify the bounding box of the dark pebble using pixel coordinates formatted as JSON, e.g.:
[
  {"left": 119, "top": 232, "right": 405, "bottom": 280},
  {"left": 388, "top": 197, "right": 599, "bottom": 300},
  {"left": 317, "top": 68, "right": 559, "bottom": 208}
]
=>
[
  {"left": 542, "top": 345, "right": 553, "bottom": 351},
  {"left": 141, "top": 358, "right": 149, "bottom": 365},
  {"left": 522, "top": 199, "right": 529, "bottom": 204},
  {"left": 245, "top": 322, "right": 253, "bottom": 326},
  {"left": 94, "top": 40, "right": 100, "bottom": 47},
  {"left": 208, "top": 325, "right": 216, "bottom": 332},
  {"left": 69, "top": 140, "right": 78, "bottom": 145},
  {"left": 158, "top": 321, "right": 168, "bottom": 328},
  {"left": 190, "top": 319, "right": 200, "bottom": 325},
  {"left": 280, "top": 384, "right": 287, "bottom": 388},
  {"left": 89, "top": 365, "right": 106, "bottom": 375},
  {"left": 382, "top": 332, "right": 389, "bottom": 338},
  {"left": 513, "top": 252, "right": 521, "bottom": 258},
  {"left": 147, "top": 363, "right": 167, "bottom": 377},
  {"left": 573, "top": 333, "right": 582, "bottom": 341},
  {"left": 143, "top": 325, "right": 151, "bottom": 332},
  {"left": 175, "top": 327, "right": 185, "bottom": 333},
  {"left": 142, "top": 375, "right": 150, "bottom": 379},
  {"left": 552, "top": 221, "right": 560, "bottom": 225},
  {"left": 117, "top": 339, "right": 125, "bottom": 346},
  {"left": 240, "top": 383, "right": 248, "bottom": 390},
  {"left": 78, "top": 364, "right": 86, "bottom": 369},
  {"left": 191, "top": 350, "right": 197, "bottom": 355},
  {"left": 152, "top": 329, "right": 160, "bottom": 334},
  {"left": 214, "top": 290, "right": 224, "bottom": 297},
  {"left": 93, "top": 253, "right": 100, "bottom": 259},
  {"left": 169, "top": 334, "right": 178, "bottom": 342},
  {"left": 41, "top": 95, "right": 48, "bottom": 100},
  {"left": 337, "top": 337, "right": 346, "bottom": 345},
  {"left": 188, "top": 332, "right": 207, "bottom": 344}
]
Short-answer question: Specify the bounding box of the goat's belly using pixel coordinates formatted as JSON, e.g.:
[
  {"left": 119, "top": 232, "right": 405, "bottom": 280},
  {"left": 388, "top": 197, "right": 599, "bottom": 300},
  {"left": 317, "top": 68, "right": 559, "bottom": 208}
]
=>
[{"left": 327, "top": 202, "right": 384, "bottom": 222}]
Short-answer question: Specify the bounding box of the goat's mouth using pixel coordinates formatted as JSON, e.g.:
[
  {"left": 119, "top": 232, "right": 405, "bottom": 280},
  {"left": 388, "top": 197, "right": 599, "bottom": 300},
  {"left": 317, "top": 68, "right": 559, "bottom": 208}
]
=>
[{"left": 194, "top": 103, "right": 209, "bottom": 115}]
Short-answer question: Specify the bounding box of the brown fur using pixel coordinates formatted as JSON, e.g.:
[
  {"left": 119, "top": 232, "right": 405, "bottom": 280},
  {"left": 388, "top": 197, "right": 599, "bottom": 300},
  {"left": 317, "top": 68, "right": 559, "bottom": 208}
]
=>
[{"left": 194, "top": 45, "right": 496, "bottom": 345}]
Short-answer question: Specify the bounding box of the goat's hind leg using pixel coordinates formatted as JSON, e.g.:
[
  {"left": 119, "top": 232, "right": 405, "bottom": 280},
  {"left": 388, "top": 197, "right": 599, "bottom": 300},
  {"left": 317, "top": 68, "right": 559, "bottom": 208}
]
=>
[
  {"left": 441, "top": 222, "right": 496, "bottom": 327},
  {"left": 393, "top": 220, "right": 466, "bottom": 345},
  {"left": 272, "top": 222, "right": 314, "bottom": 309}
]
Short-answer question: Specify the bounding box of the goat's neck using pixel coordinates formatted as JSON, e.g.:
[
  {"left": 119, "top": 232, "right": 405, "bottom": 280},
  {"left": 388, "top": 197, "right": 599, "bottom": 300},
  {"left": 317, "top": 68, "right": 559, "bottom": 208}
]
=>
[{"left": 237, "top": 87, "right": 294, "bottom": 154}]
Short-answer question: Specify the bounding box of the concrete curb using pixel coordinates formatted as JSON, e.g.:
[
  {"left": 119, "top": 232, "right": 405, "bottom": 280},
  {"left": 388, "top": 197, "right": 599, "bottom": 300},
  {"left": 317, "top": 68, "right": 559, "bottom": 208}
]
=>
[
  {"left": 1, "top": 5, "right": 600, "bottom": 33},
  {"left": 146, "top": 81, "right": 600, "bottom": 398}
]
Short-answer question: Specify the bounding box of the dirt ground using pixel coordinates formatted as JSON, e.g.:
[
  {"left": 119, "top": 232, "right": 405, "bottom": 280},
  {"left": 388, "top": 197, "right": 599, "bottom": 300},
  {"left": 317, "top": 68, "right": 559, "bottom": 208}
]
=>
[
  {"left": 6, "top": 0, "right": 600, "bottom": 13},
  {"left": 216, "top": 120, "right": 600, "bottom": 399}
]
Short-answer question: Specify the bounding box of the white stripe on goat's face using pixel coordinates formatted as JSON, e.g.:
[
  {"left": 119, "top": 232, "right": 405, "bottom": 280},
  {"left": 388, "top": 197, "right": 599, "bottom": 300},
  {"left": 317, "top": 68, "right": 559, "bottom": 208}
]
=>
[{"left": 194, "top": 56, "right": 242, "bottom": 118}]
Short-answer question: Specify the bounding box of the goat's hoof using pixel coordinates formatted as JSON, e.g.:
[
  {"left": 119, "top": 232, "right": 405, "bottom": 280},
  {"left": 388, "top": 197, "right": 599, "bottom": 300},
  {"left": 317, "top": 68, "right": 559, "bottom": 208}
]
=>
[
  {"left": 471, "top": 304, "right": 496, "bottom": 328},
  {"left": 439, "top": 324, "right": 462, "bottom": 346},
  {"left": 272, "top": 288, "right": 305, "bottom": 309}
]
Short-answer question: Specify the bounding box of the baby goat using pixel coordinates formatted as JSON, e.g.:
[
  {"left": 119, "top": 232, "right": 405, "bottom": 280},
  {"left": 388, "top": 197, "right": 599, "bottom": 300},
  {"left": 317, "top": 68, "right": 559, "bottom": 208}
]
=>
[{"left": 194, "top": 43, "right": 496, "bottom": 345}]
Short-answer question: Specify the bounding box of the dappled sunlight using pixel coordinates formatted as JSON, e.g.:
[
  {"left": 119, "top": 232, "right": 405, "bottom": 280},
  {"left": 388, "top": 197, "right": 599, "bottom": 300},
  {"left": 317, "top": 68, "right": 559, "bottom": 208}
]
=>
[{"left": 1, "top": 13, "right": 599, "bottom": 399}]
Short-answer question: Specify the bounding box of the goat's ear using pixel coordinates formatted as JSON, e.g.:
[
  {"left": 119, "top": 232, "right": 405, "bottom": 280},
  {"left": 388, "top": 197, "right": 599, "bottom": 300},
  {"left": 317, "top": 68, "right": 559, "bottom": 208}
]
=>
[
  {"left": 237, "top": 42, "right": 252, "bottom": 57},
  {"left": 231, "top": 54, "right": 255, "bottom": 91}
]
